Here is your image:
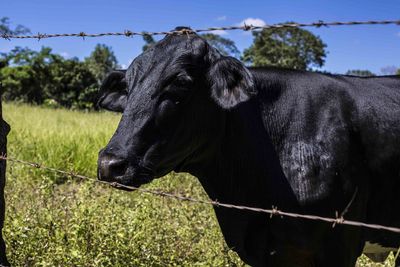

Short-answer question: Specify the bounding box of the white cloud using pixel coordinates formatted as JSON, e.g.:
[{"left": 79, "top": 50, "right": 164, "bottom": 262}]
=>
[
  {"left": 121, "top": 58, "right": 135, "bottom": 69},
  {"left": 216, "top": 15, "right": 227, "bottom": 21},
  {"left": 237, "top": 18, "right": 266, "bottom": 28},
  {"left": 60, "top": 52, "right": 69, "bottom": 58},
  {"left": 211, "top": 29, "right": 228, "bottom": 35}
]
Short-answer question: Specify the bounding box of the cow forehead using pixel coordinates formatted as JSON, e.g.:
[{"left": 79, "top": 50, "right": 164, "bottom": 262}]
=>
[{"left": 133, "top": 35, "right": 208, "bottom": 73}]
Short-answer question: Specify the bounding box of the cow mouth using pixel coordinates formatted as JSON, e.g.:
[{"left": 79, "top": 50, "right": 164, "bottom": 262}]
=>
[
  {"left": 99, "top": 155, "right": 189, "bottom": 192},
  {"left": 97, "top": 161, "right": 155, "bottom": 191},
  {"left": 108, "top": 173, "right": 153, "bottom": 191},
  {"left": 112, "top": 158, "right": 188, "bottom": 191}
]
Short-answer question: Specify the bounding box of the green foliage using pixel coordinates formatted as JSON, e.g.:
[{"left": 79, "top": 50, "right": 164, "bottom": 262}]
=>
[
  {"left": 48, "top": 58, "right": 98, "bottom": 109},
  {"left": 0, "top": 46, "right": 105, "bottom": 109},
  {"left": 397, "top": 69, "right": 400, "bottom": 75},
  {"left": 0, "top": 17, "right": 30, "bottom": 37},
  {"left": 0, "top": 18, "right": 30, "bottom": 69},
  {"left": 2, "top": 103, "right": 397, "bottom": 266},
  {"left": 345, "top": 70, "right": 376, "bottom": 77},
  {"left": 0, "top": 43, "right": 119, "bottom": 109},
  {"left": 1, "top": 47, "right": 51, "bottom": 104},
  {"left": 0, "top": 65, "right": 35, "bottom": 103},
  {"left": 242, "top": 25, "right": 327, "bottom": 70},
  {"left": 84, "top": 44, "right": 119, "bottom": 84},
  {"left": 142, "top": 34, "right": 156, "bottom": 52},
  {"left": 201, "top": 34, "right": 240, "bottom": 58}
]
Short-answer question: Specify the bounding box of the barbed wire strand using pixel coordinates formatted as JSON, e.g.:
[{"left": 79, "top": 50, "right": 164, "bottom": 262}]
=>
[
  {"left": 1, "top": 19, "right": 400, "bottom": 40},
  {"left": 1, "top": 155, "right": 400, "bottom": 235}
]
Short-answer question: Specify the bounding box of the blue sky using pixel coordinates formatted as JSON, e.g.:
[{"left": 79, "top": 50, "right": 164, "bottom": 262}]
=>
[{"left": 2, "top": 0, "right": 400, "bottom": 74}]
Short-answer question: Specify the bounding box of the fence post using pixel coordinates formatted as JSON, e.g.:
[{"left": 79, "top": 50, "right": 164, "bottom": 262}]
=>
[{"left": 0, "top": 83, "right": 10, "bottom": 266}]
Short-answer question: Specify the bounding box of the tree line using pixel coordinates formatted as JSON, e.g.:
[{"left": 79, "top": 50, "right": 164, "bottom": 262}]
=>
[
  {"left": 1, "top": 45, "right": 118, "bottom": 109},
  {"left": 1, "top": 17, "right": 399, "bottom": 110}
]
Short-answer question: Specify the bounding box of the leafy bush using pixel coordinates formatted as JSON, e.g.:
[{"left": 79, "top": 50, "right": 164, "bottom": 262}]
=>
[{"left": 0, "top": 44, "right": 118, "bottom": 110}]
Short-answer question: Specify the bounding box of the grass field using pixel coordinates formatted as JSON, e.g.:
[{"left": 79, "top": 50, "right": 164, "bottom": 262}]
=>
[{"left": 2, "top": 103, "right": 396, "bottom": 266}]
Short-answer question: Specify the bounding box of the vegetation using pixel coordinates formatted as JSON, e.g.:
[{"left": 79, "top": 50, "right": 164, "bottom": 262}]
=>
[
  {"left": 200, "top": 34, "right": 240, "bottom": 58},
  {"left": 2, "top": 103, "right": 397, "bottom": 266},
  {"left": 142, "top": 34, "right": 156, "bottom": 52},
  {"left": 242, "top": 24, "right": 327, "bottom": 70},
  {"left": 0, "top": 18, "right": 119, "bottom": 109},
  {"left": 84, "top": 44, "right": 119, "bottom": 85},
  {"left": 0, "top": 17, "right": 30, "bottom": 69},
  {"left": 0, "top": 17, "right": 30, "bottom": 37},
  {"left": 346, "top": 70, "right": 376, "bottom": 77},
  {"left": 0, "top": 45, "right": 117, "bottom": 110}
]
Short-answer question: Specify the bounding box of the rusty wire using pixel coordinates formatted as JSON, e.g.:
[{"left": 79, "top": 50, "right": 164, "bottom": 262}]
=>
[
  {"left": 1, "top": 155, "right": 400, "bottom": 235},
  {"left": 1, "top": 19, "right": 400, "bottom": 40}
]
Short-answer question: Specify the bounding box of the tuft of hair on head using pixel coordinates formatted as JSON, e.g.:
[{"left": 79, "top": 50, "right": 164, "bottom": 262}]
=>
[{"left": 174, "top": 26, "right": 193, "bottom": 31}]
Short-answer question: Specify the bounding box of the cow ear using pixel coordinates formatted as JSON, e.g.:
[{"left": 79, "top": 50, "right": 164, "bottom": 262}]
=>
[
  {"left": 208, "top": 56, "right": 256, "bottom": 109},
  {"left": 97, "top": 70, "right": 127, "bottom": 113}
]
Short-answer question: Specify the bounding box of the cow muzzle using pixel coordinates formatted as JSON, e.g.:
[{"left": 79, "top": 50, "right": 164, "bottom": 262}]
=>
[
  {"left": 97, "top": 150, "right": 154, "bottom": 190},
  {"left": 98, "top": 154, "right": 128, "bottom": 182}
]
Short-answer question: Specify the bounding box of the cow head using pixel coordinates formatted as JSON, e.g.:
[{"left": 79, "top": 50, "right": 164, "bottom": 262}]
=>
[{"left": 97, "top": 27, "right": 256, "bottom": 188}]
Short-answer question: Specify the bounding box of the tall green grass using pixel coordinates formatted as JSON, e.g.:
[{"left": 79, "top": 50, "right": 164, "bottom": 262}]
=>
[{"left": 2, "top": 103, "right": 396, "bottom": 266}]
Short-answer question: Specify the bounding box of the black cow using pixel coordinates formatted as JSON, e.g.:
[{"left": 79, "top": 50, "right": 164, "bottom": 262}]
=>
[{"left": 97, "top": 28, "right": 400, "bottom": 267}]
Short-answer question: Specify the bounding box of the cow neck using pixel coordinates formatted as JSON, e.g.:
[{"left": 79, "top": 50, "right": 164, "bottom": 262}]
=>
[{"left": 194, "top": 100, "right": 298, "bottom": 210}]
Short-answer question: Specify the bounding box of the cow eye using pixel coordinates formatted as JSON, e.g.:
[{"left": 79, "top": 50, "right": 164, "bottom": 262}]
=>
[
  {"left": 163, "top": 88, "right": 187, "bottom": 105},
  {"left": 173, "top": 75, "right": 192, "bottom": 87}
]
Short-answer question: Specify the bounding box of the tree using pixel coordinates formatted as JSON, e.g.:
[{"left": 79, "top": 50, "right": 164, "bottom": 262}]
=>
[
  {"left": 242, "top": 25, "right": 327, "bottom": 70},
  {"left": 84, "top": 44, "right": 119, "bottom": 84},
  {"left": 47, "top": 57, "right": 97, "bottom": 108},
  {"left": 142, "top": 34, "right": 156, "bottom": 52},
  {"left": 0, "top": 17, "right": 30, "bottom": 36},
  {"left": 0, "top": 65, "right": 35, "bottom": 103},
  {"left": 397, "top": 69, "right": 400, "bottom": 75},
  {"left": 201, "top": 33, "right": 240, "bottom": 58},
  {"left": 0, "top": 47, "right": 97, "bottom": 108},
  {"left": 345, "top": 70, "right": 375, "bottom": 77},
  {"left": 0, "top": 17, "right": 30, "bottom": 68},
  {"left": 1, "top": 47, "right": 54, "bottom": 104}
]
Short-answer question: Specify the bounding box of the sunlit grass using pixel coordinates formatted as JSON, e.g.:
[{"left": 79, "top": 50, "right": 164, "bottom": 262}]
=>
[{"left": 3, "top": 102, "right": 243, "bottom": 266}]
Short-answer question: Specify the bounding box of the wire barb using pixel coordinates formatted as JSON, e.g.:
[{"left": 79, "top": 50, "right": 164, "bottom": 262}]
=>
[
  {"left": 1, "top": 19, "right": 400, "bottom": 40},
  {"left": 1, "top": 33, "right": 10, "bottom": 41},
  {"left": 0, "top": 155, "right": 400, "bottom": 234}
]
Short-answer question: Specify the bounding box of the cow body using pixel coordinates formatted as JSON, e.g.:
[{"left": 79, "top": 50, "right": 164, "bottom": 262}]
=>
[
  {"left": 189, "top": 69, "right": 400, "bottom": 266},
  {"left": 97, "top": 30, "right": 399, "bottom": 266}
]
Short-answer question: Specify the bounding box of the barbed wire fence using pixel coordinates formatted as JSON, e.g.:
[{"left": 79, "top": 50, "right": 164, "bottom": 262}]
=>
[
  {"left": 1, "top": 19, "right": 400, "bottom": 40},
  {"left": 1, "top": 155, "right": 400, "bottom": 235}
]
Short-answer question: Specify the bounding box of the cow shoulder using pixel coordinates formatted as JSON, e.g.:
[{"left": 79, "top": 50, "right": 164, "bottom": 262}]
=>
[{"left": 256, "top": 69, "right": 361, "bottom": 207}]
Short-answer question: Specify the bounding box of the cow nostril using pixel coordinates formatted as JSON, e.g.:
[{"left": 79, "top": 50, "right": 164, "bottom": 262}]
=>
[
  {"left": 108, "top": 159, "right": 128, "bottom": 177},
  {"left": 98, "top": 156, "right": 128, "bottom": 181}
]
